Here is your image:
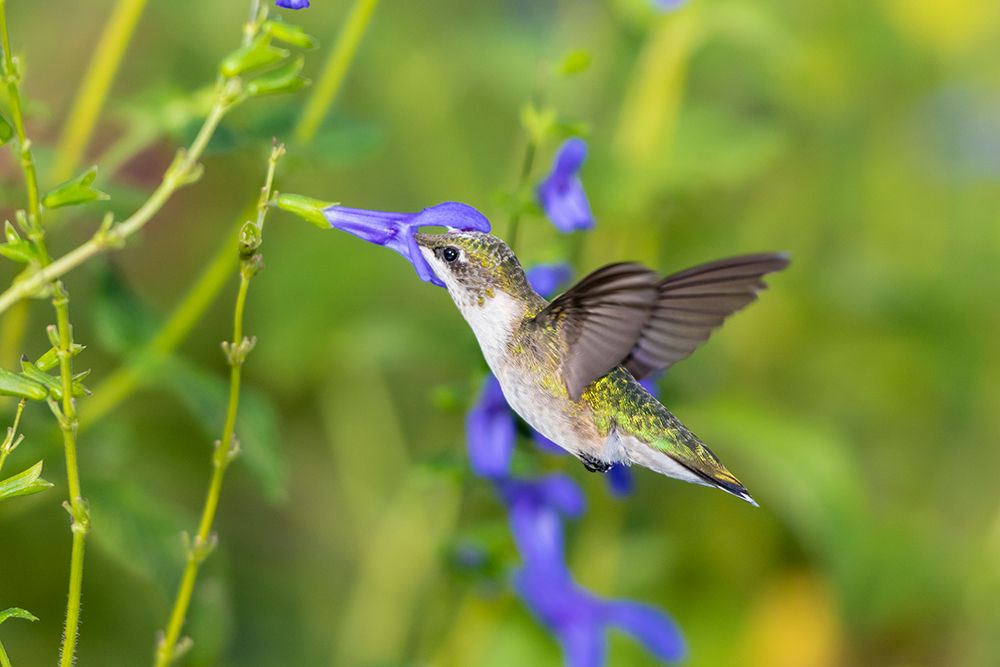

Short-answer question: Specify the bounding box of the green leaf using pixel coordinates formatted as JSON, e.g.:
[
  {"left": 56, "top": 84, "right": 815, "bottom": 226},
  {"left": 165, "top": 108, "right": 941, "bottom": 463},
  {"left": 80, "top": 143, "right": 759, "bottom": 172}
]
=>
[
  {"left": 0, "top": 367, "right": 47, "bottom": 401},
  {"left": 18, "top": 361, "right": 89, "bottom": 399},
  {"left": 34, "top": 343, "right": 85, "bottom": 373},
  {"left": 0, "top": 221, "right": 38, "bottom": 264},
  {"left": 520, "top": 103, "right": 557, "bottom": 144},
  {"left": 246, "top": 55, "right": 309, "bottom": 97},
  {"left": 263, "top": 20, "right": 318, "bottom": 49},
  {"left": 158, "top": 358, "right": 286, "bottom": 502},
  {"left": 0, "top": 461, "right": 53, "bottom": 502},
  {"left": 87, "top": 477, "right": 190, "bottom": 593},
  {"left": 41, "top": 166, "right": 110, "bottom": 209},
  {"left": 276, "top": 193, "right": 334, "bottom": 230},
  {"left": 0, "top": 112, "right": 14, "bottom": 145},
  {"left": 0, "top": 608, "right": 38, "bottom": 625},
  {"left": 557, "top": 49, "right": 592, "bottom": 76},
  {"left": 220, "top": 35, "right": 289, "bottom": 78}
]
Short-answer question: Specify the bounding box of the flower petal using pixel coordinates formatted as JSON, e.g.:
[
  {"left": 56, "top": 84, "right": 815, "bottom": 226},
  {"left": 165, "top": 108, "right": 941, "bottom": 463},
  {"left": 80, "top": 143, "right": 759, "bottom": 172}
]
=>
[
  {"left": 602, "top": 599, "right": 686, "bottom": 662},
  {"left": 561, "top": 625, "right": 607, "bottom": 667},
  {"left": 553, "top": 137, "right": 588, "bottom": 177},
  {"left": 466, "top": 375, "right": 516, "bottom": 478},
  {"left": 410, "top": 201, "right": 491, "bottom": 233},
  {"left": 606, "top": 464, "right": 634, "bottom": 497},
  {"left": 531, "top": 429, "right": 567, "bottom": 455},
  {"left": 323, "top": 202, "right": 491, "bottom": 287},
  {"left": 526, "top": 263, "right": 573, "bottom": 298},
  {"left": 275, "top": 0, "right": 310, "bottom": 8},
  {"left": 537, "top": 139, "right": 596, "bottom": 233}
]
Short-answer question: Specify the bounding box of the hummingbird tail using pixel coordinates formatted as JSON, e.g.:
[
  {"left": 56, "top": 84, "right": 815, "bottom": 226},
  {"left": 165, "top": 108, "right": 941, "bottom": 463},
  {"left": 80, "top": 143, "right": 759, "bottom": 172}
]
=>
[{"left": 690, "top": 468, "right": 759, "bottom": 507}]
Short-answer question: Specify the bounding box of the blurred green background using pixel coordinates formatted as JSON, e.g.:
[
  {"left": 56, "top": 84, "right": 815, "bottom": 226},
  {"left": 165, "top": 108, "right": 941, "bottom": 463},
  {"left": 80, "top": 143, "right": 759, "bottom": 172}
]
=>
[{"left": 1, "top": 0, "right": 999, "bottom": 665}]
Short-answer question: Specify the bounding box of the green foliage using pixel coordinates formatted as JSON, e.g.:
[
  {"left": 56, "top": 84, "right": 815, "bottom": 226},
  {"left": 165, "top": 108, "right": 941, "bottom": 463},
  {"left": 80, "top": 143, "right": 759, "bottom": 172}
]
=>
[
  {"left": 0, "top": 609, "right": 37, "bottom": 625},
  {"left": 41, "top": 166, "right": 109, "bottom": 209},
  {"left": 0, "top": 461, "right": 52, "bottom": 502}
]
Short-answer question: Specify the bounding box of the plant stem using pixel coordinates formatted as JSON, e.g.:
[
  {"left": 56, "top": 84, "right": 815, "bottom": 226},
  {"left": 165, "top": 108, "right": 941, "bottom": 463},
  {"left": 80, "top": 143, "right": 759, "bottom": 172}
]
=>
[
  {"left": 293, "top": 0, "right": 380, "bottom": 143},
  {"left": 0, "top": 5, "right": 89, "bottom": 665},
  {"left": 0, "top": 398, "right": 26, "bottom": 473},
  {"left": 506, "top": 137, "right": 536, "bottom": 253},
  {"left": 0, "top": 82, "right": 237, "bottom": 317},
  {"left": 0, "top": 0, "right": 40, "bottom": 230},
  {"left": 50, "top": 0, "right": 148, "bottom": 182},
  {"left": 0, "top": 639, "right": 11, "bottom": 667},
  {"left": 153, "top": 145, "right": 282, "bottom": 667}
]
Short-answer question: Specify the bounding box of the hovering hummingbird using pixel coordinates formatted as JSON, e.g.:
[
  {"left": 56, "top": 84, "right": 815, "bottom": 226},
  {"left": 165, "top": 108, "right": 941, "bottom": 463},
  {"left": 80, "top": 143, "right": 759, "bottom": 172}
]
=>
[{"left": 415, "top": 231, "right": 789, "bottom": 506}]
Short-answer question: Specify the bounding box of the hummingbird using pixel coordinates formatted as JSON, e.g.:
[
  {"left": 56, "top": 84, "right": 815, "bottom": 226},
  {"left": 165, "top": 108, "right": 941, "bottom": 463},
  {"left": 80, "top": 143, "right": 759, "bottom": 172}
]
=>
[{"left": 415, "top": 231, "right": 788, "bottom": 506}]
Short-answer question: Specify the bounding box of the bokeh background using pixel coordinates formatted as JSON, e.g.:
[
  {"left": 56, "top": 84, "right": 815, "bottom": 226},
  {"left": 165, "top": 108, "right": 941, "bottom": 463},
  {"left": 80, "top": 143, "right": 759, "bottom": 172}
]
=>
[{"left": 1, "top": 0, "right": 999, "bottom": 665}]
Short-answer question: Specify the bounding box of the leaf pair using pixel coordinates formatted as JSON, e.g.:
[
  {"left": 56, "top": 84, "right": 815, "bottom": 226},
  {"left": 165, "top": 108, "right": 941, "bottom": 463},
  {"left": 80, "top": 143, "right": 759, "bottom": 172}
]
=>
[{"left": 220, "top": 19, "right": 314, "bottom": 98}]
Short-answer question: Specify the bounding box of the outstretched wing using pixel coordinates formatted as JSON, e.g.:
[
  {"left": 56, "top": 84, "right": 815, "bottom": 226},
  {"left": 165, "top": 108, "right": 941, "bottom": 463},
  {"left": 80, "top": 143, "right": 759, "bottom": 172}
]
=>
[
  {"left": 530, "top": 254, "right": 789, "bottom": 400},
  {"left": 528, "top": 263, "right": 659, "bottom": 400},
  {"left": 622, "top": 253, "right": 790, "bottom": 379}
]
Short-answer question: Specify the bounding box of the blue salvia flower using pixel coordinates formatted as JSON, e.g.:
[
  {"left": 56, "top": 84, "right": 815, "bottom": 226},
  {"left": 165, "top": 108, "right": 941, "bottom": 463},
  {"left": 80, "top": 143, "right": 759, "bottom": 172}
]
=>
[
  {"left": 323, "top": 202, "right": 491, "bottom": 286},
  {"left": 536, "top": 138, "right": 595, "bottom": 232},
  {"left": 466, "top": 374, "right": 516, "bottom": 479},
  {"left": 275, "top": 0, "right": 310, "bottom": 8},
  {"left": 499, "top": 475, "right": 685, "bottom": 666}
]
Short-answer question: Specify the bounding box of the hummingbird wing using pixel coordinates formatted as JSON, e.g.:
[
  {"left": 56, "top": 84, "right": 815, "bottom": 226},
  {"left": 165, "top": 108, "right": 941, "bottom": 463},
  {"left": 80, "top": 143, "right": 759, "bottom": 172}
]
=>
[
  {"left": 528, "top": 263, "right": 660, "bottom": 400},
  {"left": 621, "top": 253, "right": 790, "bottom": 379}
]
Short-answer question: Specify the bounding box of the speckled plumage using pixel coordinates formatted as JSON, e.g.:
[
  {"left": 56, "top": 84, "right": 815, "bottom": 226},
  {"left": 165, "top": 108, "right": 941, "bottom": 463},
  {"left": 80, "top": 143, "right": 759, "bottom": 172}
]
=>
[{"left": 415, "top": 231, "right": 758, "bottom": 505}]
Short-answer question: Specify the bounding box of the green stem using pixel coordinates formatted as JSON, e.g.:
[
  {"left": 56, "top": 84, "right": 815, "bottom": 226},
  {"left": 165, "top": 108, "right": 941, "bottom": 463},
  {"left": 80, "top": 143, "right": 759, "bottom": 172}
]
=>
[
  {"left": 0, "top": 5, "right": 89, "bottom": 664},
  {"left": 293, "top": 0, "right": 380, "bottom": 143},
  {"left": 506, "top": 138, "right": 536, "bottom": 253},
  {"left": 0, "top": 0, "right": 40, "bottom": 229},
  {"left": 0, "top": 398, "right": 26, "bottom": 474},
  {"left": 0, "top": 639, "right": 11, "bottom": 667},
  {"left": 0, "top": 84, "right": 235, "bottom": 316},
  {"left": 153, "top": 146, "right": 281, "bottom": 667},
  {"left": 50, "top": 0, "right": 148, "bottom": 182}
]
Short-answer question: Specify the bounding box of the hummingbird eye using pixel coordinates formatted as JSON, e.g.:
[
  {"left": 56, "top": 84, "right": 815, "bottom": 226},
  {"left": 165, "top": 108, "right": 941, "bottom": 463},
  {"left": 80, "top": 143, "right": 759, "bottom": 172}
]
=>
[{"left": 441, "top": 246, "right": 460, "bottom": 263}]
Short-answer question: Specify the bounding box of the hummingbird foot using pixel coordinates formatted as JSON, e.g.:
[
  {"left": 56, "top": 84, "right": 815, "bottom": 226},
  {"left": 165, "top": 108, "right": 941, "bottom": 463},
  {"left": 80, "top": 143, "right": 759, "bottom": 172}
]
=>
[{"left": 578, "top": 453, "right": 613, "bottom": 473}]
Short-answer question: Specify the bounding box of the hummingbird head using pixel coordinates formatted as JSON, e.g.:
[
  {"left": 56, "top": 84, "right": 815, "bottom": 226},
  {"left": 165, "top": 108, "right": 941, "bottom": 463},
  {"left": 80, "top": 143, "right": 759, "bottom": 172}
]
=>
[{"left": 415, "top": 231, "right": 536, "bottom": 310}]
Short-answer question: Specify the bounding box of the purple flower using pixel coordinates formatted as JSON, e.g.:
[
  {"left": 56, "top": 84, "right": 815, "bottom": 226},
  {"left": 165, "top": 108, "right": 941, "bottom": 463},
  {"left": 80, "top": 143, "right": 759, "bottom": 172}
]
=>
[
  {"left": 653, "top": 0, "right": 686, "bottom": 10},
  {"left": 275, "top": 0, "right": 309, "bottom": 8},
  {"left": 466, "top": 375, "right": 516, "bottom": 479},
  {"left": 323, "top": 201, "right": 491, "bottom": 286},
  {"left": 536, "top": 138, "right": 595, "bottom": 232},
  {"left": 502, "top": 477, "right": 685, "bottom": 666},
  {"left": 527, "top": 263, "right": 573, "bottom": 298}
]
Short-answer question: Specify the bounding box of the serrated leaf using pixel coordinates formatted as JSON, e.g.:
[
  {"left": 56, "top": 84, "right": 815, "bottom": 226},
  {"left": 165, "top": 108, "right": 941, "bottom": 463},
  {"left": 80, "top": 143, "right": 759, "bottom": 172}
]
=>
[
  {"left": 158, "top": 358, "right": 286, "bottom": 501},
  {"left": 0, "top": 367, "right": 48, "bottom": 401},
  {"left": 0, "top": 607, "right": 38, "bottom": 625},
  {"left": 42, "top": 166, "right": 110, "bottom": 209},
  {"left": 0, "top": 461, "right": 53, "bottom": 502},
  {"left": 220, "top": 35, "right": 289, "bottom": 77}
]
